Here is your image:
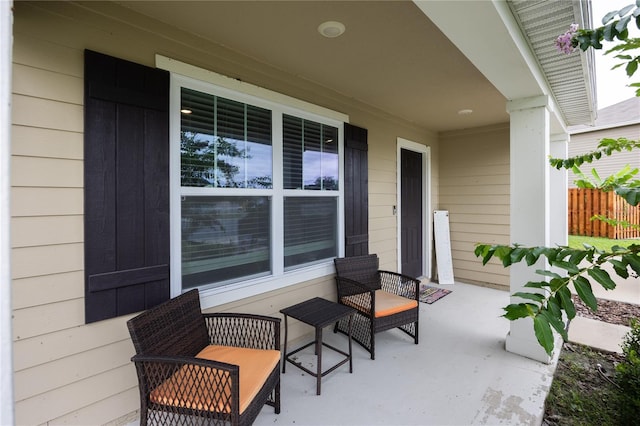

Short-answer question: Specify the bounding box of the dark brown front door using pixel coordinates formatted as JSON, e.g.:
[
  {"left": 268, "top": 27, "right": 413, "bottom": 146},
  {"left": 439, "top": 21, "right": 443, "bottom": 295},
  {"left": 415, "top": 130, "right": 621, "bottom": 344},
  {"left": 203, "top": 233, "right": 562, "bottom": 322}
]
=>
[{"left": 401, "top": 148, "right": 423, "bottom": 277}]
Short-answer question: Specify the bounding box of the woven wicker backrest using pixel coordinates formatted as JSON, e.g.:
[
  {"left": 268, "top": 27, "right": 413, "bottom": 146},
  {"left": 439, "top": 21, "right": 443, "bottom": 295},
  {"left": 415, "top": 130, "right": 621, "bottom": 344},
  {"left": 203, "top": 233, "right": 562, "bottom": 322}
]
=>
[
  {"left": 127, "top": 289, "right": 210, "bottom": 357},
  {"left": 334, "top": 254, "right": 381, "bottom": 290}
]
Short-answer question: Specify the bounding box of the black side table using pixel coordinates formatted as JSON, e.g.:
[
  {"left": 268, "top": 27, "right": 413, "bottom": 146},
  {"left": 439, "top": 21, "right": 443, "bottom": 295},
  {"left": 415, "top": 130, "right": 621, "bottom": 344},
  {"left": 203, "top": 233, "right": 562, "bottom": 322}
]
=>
[{"left": 280, "top": 297, "right": 355, "bottom": 395}]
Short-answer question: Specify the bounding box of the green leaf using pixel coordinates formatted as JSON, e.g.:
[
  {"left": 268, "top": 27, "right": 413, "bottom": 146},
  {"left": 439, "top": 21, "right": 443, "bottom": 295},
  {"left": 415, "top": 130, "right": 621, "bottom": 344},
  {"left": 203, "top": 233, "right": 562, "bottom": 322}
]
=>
[
  {"left": 533, "top": 315, "right": 554, "bottom": 356},
  {"left": 540, "top": 308, "right": 568, "bottom": 342},
  {"left": 616, "top": 14, "right": 632, "bottom": 33},
  {"left": 569, "top": 249, "right": 589, "bottom": 265},
  {"left": 623, "top": 253, "right": 640, "bottom": 275},
  {"left": 494, "top": 246, "right": 513, "bottom": 266},
  {"left": 609, "top": 258, "right": 630, "bottom": 278},
  {"left": 616, "top": 186, "right": 640, "bottom": 205},
  {"left": 549, "top": 277, "right": 567, "bottom": 292},
  {"left": 547, "top": 297, "right": 562, "bottom": 318},
  {"left": 534, "top": 269, "right": 562, "bottom": 279},
  {"left": 524, "top": 281, "right": 548, "bottom": 289},
  {"left": 557, "top": 287, "right": 576, "bottom": 320},
  {"left": 543, "top": 247, "right": 560, "bottom": 263},
  {"left": 626, "top": 59, "right": 639, "bottom": 77},
  {"left": 603, "top": 22, "right": 617, "bottom": 41},
  {"left": 587, "top": 267, "right": 617, "bottom": 290},
  {"left": 574, "top": 276, "right": 598, "bottom": 311},
  {"left": 603, "top": 10, "right": 619, "bottom": 24},
  {"left": 619, "top": 4, "right": 635, "bottom": 17},
  {"left": 556, "top": 248, "right": 573, "bottom": 262},
  {"left": 513, "top": 292, "right": 545, "bottom": 303},
  {"left": 525, "top": 252, "right": 539, "bottom": 266},
  {"left": 503, "top": 303, "right": 537, "bottom": 320},
  {"left": 590, "top": 30, "right": 603, "bottom": 49},
  {"left": 510, "top": 247, "right": 527, "bottom": 264},
  {"left": 552, "top": 260, "right": 580, "bottom": 274}
]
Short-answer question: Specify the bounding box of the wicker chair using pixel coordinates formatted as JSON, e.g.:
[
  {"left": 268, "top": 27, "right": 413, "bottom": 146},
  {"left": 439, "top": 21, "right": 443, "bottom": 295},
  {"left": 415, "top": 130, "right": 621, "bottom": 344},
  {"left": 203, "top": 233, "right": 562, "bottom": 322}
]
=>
[
  {"left": 334, "top": 254, "right": 420, "bottom": 360},
  {"left": 126, "top": 289, "right": 281, "bottom": 426}
]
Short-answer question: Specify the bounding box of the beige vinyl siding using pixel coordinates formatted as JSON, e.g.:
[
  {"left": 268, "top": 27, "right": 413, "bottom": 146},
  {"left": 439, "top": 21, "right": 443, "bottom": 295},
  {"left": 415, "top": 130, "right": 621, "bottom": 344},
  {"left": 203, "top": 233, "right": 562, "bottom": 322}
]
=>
[
  {"left": 12, "top": 2, "right": 437, "bottom": 424},
  {"left": 568, "top": 124, "right": 640, "bottom": 188},
  {"left": 438, "top": 124, "right": 510, "bottom": 289}
]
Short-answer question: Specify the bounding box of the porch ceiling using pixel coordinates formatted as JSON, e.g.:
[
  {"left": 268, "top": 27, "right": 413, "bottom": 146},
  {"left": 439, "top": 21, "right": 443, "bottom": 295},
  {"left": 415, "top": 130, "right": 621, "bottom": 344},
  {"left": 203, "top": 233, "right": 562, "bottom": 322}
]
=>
[{"left": 114, "top": 0, "right": 595, "bottom": 133}]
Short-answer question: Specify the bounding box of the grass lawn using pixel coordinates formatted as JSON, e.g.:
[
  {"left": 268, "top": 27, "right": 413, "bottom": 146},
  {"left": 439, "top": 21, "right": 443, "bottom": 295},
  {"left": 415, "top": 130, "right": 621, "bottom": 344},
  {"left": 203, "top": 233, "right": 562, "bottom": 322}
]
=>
[{"left": 567, "top": 235, "right": 640, "bottom": 251}]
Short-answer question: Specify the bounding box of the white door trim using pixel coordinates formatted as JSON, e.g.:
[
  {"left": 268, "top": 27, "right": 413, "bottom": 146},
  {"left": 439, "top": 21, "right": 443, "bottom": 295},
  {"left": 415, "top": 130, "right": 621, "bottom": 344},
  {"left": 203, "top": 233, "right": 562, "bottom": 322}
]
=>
[{"left": 396, "top": 138, "right": 431, "bottom": 279}]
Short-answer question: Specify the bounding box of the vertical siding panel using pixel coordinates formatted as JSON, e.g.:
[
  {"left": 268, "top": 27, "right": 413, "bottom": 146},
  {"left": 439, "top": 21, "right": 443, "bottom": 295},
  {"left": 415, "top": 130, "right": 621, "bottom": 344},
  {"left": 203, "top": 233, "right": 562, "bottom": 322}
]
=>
[{"left": 439, "top": 124, "right": 510, "bottom": 290}]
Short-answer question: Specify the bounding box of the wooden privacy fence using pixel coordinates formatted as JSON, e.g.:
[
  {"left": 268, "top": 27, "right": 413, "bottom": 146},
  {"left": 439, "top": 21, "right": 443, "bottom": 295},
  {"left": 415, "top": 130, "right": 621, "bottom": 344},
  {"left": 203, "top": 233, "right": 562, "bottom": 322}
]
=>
[{"left": 568, "top": 188, "right": 640, "bottom": 239}]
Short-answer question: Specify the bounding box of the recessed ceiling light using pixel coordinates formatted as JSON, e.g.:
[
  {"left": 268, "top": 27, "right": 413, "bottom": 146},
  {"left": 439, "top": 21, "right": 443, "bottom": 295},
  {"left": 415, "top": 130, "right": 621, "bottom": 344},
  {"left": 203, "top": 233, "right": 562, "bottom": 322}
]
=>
[
  {"left": 318, "top": 21, "right": 346, "bottom": 38},
  {"left": 458, "top": 109, "right": 473, "bottom": 115}
]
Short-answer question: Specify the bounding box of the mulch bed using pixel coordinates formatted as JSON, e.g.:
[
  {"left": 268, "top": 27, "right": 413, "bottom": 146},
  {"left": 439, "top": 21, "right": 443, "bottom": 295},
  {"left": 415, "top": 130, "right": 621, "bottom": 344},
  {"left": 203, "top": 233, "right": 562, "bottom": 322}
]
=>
[{"left": 571, "top": 295, "right": 640, "bottom": 327}]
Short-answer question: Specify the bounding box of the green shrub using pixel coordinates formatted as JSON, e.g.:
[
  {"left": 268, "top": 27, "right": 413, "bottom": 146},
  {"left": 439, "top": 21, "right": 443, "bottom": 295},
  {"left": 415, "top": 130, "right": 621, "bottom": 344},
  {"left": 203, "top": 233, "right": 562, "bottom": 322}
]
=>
[{"left": 616, "top": 318, "right": 640, "bottom": 423}]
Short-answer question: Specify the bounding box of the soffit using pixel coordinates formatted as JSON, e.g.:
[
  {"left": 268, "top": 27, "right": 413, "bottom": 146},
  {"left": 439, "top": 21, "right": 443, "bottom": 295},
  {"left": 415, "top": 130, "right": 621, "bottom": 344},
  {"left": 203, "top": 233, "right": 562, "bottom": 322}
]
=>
[
  {"left": 112, "top": 0, "right": 594, "bottom": 132},
  {"left": 508, "top": 0, "right": 596, "bottom": 126},
  {"left": 112, "top": 0, "right": 508, "bottom": 132}
]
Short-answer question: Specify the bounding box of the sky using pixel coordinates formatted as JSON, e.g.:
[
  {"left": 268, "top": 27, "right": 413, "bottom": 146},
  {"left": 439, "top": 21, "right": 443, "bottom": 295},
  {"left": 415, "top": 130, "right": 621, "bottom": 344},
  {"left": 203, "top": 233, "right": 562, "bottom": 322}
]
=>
[{"left": 592, "top": 0, "right": 640, "bottom": 109}]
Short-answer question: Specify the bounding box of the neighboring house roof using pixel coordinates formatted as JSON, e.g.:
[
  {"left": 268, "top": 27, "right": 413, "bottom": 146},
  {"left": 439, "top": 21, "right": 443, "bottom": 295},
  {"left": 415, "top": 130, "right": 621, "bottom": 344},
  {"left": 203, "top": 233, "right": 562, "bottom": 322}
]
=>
[
  {"left": 568, "top": 97, "right": 640, "bottom": 188},
  {"left": 569, "top": 97, "right": 640, "bottom": 134}
]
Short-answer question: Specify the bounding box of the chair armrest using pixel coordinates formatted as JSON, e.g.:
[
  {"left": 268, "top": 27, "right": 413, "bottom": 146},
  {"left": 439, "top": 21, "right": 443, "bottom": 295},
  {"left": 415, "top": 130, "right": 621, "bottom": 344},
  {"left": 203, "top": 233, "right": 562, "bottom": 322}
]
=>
[
  {"left": 335, "top": 276, "right": 373, "bottom": 298},
  {"left": 131, "top": 354, "right": 241, "bottom": 414},
  {"left": 336, "top": 276, "right": 376, "bottom": 316},
  {"left": 378, "top": 270, "right": 420, "bottom": 300},
  {"left": 203, "top": 313, "right": 281, "bottom": 350}
]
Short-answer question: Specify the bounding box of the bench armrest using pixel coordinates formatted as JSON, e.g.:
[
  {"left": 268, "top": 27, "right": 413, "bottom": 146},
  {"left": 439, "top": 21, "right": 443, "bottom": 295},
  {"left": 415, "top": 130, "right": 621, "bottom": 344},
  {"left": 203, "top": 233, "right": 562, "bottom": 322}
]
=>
[{"left": 203, "top": 313, "right": 281, "bottom": 350}]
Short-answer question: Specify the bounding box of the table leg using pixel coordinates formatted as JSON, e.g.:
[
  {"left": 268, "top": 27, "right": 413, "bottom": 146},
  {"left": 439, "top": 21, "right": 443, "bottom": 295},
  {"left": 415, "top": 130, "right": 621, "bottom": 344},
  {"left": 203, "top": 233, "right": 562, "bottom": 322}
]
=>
[
  {"left": 316, "top": 326, "right": 322, "bottom": 395},
  {"left": 282, "top": 314, "right": 288, "bottom": 374},
  {"left": 348, "top": 314, "right": 353, "bottom": 373}
]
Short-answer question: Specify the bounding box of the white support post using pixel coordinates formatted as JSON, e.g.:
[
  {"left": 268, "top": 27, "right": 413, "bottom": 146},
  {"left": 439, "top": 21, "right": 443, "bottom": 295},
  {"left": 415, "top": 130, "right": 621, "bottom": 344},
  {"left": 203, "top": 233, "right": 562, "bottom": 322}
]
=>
[
  {"left": 505, "top": 96, "right": 555, "bottom": 363},
  {"left": 550, "top": 134, "right": 569, "bottom": 248},
  {"left": 1, "top": 0, "right": 14, "bottom": 423}
]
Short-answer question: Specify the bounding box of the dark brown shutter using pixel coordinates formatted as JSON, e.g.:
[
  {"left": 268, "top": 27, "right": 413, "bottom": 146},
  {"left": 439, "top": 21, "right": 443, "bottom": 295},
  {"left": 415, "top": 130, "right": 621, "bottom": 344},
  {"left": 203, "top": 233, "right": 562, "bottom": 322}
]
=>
[
  {"left": 84, "top": 50, "right": 170, "bottom": 323},
  {"left": 344, "top": 123, "right": 369, "bottom": 256}
]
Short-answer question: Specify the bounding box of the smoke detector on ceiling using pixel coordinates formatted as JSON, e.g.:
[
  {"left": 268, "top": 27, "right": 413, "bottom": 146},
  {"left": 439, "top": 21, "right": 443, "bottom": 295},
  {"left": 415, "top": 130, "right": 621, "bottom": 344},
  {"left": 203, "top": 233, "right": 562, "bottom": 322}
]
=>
[{"left": 318, "top": 21, "right": 346, "bottom": 38}]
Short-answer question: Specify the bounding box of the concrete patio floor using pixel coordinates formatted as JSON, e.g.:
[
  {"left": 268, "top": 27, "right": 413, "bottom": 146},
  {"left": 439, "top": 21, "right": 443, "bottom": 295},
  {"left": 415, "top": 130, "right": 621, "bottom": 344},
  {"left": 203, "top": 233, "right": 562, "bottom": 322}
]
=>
[{"left": 255, "top": 281, "right": 560, "bottom": 426}]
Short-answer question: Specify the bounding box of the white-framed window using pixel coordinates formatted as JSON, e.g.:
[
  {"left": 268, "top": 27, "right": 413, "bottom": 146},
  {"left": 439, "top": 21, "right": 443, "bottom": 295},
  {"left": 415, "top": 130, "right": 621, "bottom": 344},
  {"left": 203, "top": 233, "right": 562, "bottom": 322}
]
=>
[{"left": 165, "top": 61, "right": 346, "bottom": 306}]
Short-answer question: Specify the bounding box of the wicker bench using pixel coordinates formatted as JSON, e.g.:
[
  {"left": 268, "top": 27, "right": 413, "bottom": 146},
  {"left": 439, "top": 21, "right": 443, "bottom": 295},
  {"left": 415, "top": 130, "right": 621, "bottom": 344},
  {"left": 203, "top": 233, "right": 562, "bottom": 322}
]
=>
[{"left": 127, "top": 289, "right": 281, "bottom": 426}]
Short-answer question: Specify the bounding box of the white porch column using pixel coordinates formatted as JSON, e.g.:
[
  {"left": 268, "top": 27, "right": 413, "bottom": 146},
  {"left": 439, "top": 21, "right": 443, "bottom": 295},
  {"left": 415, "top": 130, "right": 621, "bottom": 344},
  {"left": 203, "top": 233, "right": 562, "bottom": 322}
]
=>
[
  {"left": 505, "top": 95, "right": 555, "bottom": 363},
  {"left": 1, "top": 0, "right": 13, "bottom": 423},
  {"left": 550, "top": 134, "right": 569, "bottom": 247}
]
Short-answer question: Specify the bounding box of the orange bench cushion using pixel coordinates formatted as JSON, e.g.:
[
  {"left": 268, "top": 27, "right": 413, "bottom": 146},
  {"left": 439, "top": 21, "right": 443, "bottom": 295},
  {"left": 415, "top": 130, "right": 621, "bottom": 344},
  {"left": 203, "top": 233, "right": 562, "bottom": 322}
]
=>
[
  {"left": 149, "top": 345, "right": 280, "bottom": 414},
  {"left": 343, "top": 290, "right": 417, "bottom": 318}
]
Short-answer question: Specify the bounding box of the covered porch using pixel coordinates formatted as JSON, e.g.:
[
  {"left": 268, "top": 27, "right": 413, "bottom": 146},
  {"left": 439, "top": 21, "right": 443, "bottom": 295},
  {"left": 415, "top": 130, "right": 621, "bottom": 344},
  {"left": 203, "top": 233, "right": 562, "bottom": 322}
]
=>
[
  {"left": 2, "top": 1, "right": 596, "bottom": 424},
  {"left": 254, "top": 281, "right": 557, "bottom": 426}
]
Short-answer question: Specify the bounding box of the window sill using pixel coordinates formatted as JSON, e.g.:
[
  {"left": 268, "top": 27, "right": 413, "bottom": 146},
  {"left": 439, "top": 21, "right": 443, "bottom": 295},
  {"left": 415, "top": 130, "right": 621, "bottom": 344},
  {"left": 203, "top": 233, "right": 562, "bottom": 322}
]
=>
[{"left": 198, "top": 260, "right": 336, "bottom": 309}]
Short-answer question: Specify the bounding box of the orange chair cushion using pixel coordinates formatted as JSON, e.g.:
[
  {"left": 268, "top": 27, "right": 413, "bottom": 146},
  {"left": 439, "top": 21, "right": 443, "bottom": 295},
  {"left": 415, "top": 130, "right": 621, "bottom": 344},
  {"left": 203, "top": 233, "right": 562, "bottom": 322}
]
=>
[
  {"left": 373, "top": 290, "right": 418, "bottom": 317},
  {"left": 343, "top": 290, "right": 417, "bottom": 318},
  {"left": 149, "top": 345, "right": 280, "bottom": 414}
]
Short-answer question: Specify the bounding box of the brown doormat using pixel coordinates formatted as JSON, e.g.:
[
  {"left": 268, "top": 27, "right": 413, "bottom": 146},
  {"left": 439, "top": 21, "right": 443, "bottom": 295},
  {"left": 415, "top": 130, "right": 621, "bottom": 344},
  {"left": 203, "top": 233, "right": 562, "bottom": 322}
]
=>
[{"left": 419, "top": 285, "right": 452, "bottom": 304}]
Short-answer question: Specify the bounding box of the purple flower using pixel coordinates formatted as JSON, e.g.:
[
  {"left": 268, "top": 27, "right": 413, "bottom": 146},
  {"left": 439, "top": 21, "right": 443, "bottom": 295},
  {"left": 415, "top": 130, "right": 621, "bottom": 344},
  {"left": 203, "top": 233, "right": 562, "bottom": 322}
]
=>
[{"left": 555, "top": 23, "right": 579, "bottom": 54}]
